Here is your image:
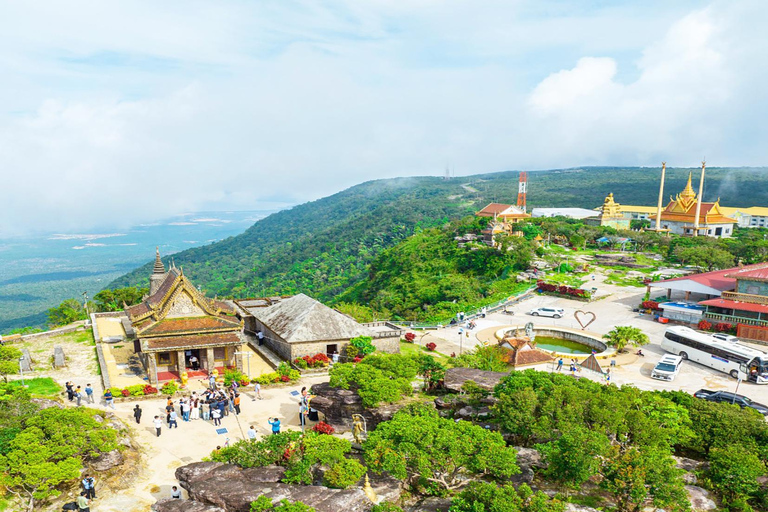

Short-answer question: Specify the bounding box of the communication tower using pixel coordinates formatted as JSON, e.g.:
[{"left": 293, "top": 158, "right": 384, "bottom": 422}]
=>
[{"left": 517, "top": 172, "right": 528, "bottom": 212}]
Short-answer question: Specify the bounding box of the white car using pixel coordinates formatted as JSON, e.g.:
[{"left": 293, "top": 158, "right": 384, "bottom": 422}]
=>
[
  {"left": 651, "top": 354, "right": 683, "bottom": 381},
  {"left": 528, "top": 307, "right": 564, "bottom": 318}
]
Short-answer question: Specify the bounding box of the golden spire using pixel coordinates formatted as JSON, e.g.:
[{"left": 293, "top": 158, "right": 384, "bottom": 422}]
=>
[
  {"left": 680, "top": 172, "right": 696, "bottom": 199},
  {"left": 363, "top": 474, "right": 378, "bottom": 503}
]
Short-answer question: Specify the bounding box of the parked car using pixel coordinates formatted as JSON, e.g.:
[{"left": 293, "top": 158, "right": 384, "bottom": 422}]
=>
[
  {"left": 651, "top": 354, "right": 683, "bottom": 381},
  {"left": 528, "top": 307, "right": 565, "bottom": 318},
  {"left": 693, "top": 389, "right": 768, "bottom": 415},
  {"left": 711, "top": 333, "right": 739, "bottom": 343}
]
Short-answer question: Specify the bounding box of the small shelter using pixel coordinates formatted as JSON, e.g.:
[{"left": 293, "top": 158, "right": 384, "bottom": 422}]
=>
[{"left": 578, "top": 354, "right": 604, "bottom": 374}]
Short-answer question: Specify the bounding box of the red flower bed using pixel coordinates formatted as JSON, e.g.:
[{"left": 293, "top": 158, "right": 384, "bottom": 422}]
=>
[
  {"left": 280, "top": 375, "right": 290, "bottom": 382},
  {"left": 426, "top": 342, "right": 437, "bottom": 351},
  {"left": 299, "top": 353, "right": 331, "bottom": 368},
  {"left": 353, "top": 356, "right": 363, "bottom": 363},
  {"left": 143, "top": 385, "right": 158, "bottom": 395},
  {"left": 312, "top": 421, "right": 335, "bottom": 435},
  {"left": 404, "top": 332, "right": 416, "bottom": 343},
  {"left": 641, "top": 300, "right": 661, "bottom": 311},
  {"left": 698, "top": 320, "right": 713, "bottom": 331},
  {"left": 537, "top": 280, "right": 591, "bottom": 299},
  {"left": 121, "top": 389, "right": 130, "bottom": 397}
]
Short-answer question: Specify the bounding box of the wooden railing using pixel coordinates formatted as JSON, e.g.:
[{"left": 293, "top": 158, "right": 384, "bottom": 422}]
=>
[
  {"left": 721, "top": 291, "right": 768, "bottom": 305},
  {"left": 704, "top": 312, "right": 768, "bottom": 327}
]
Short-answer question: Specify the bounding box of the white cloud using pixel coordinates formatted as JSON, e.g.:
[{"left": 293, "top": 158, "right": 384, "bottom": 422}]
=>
[{"left": 0, "top": 0, "right": 766, "bottom": 236}]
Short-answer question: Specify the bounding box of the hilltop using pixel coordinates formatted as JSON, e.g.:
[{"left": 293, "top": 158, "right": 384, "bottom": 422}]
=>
[{"left": 109, "top": 166, "right": 768, "bottom": 303}]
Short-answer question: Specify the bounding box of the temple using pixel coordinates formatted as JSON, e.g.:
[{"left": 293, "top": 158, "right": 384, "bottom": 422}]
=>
[
  {"left": 476, "top": 203, "right": 531, "bottom": 243},
  {"left": 125, "top": 249, "right": 245, "bottom": 384},
  {"left": 585, "top": 193, "right": 630, "bottom": 229},
  {"left": 650, "top": 172, "right": 735, "bottom": 237}
]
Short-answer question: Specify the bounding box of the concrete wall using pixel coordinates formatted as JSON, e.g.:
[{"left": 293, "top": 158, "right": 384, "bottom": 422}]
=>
[
  {"left": 533, "top": 328, "right": 607, "bottom": 352},
  {"left": 738, "top": 279, "right": 768, "bottom": 297}
]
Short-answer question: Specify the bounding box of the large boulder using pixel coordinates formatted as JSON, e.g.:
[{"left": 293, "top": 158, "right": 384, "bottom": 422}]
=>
[
  {"left": 153, "top": 500, "right": 225, "bottom": 512},
  {"left": 91, "top": 449, "right": 124, "bottom": 471},
  {"left": 565, "top": 504, "right": 600, "bottom": 512},
  {"left": 443, "top": 368, "right": 509, "bottom": 393},
  {"left": 515, "top": 447, "right": 545, "bottom": 470},
  {"left": 173, "top": 461, "right": 373, "bottom": 512},
  {"left": 309, "top": 382, "right": 406, "bottom": 430},
  {"left": 686, "top": 485, "right": 717, "bottom": 511},
  {"left": 408, "top": 497, "right": 452, "bottom": 512}
]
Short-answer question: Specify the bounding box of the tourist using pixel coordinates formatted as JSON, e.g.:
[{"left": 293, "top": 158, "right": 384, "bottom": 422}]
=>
[
  {"left": 133, "top": 404, "right": 142, "bottom": 424},
  {"left": 268, "top": 417, "right": 281, "bottom": 434},
  {"left": 254, "top": 381, "right": 262, "bottom": 400},
  {"left": 257, "top": 330, "right": 265, "bottom": 346},
  {"left": 605, "top": 369, "right": 611, "bottom": 384},
  {"left": 556, "top": 358, "right": 563, "bottom": 371},
  {"left": 212, "top": 408, "right": 222, "bottom": 426},
  {"left": 299, "top": 387, "right": 309, "bottom": 432},
  {"left": 76, "top": 491, "right": 90, "bottom": 512},
  {"left": 219, "top": 397, "right": 228, "bottom": 417},
  {"left": 191, "top": 398, "right": 200, "bottom": 420},
  {"left": 82, "top": 475, "right": 96, "bottom": 499},
  {"left": 66, "top": 381, "right": 75, "bottom": 402},
  {"left": 190, "top": 355, "right": 199, "bottom": 371},
  {"left": 85, "top": 383, "right": 94, "bottom": 403},
  {"left": 610, "top": 358, "right": 617, "bottom": 368},
  {"left": 171, "top": 486, "right": 182, "bottom": 499},
  {"left": 154, "top": 416, "right": 163, "bottom": 437},
  {"left": 104, "top": 389, "right": 115, "bottom": 409},
  {"left": 231, "top": 379, "right": 239, "bottom": 394},
  {"left": 247, "top": 425, "right": 257, "bottom": 440},
  {"left": 209, "top": 374, "right": 216, "bottom": 390},
  {"left": 166, "top": 398, "right": 175, "bottom": 422},
  {"left": 233, "top": 393, "right": 241, "bottom": 415},
  {"left": 75, "top": 386, "right": 83, "bottom": 406},
  {"left": 332, "top": 351, "right": 339, "bottom": 365},
  {"left": 481, "top": 307, "right": 487, "bottom": 318},
  {"left": 227, "top": 392, "right": 235, "bottom": 413},
  {"left": 169, "top": 410, "right": 179, "bottom": 429},
  {"left": 181, "top": 398, "right": 190, "bottom": 422}
]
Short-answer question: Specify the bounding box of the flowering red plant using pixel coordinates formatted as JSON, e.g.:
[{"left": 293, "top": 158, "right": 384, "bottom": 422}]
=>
[
  {"left": 404, "top": 332, "right": 416, "bottom": 342},
  {"left": 143, "top": 385, "right": 158, "bottom": 394},
  {"left": 426, "top": 342, "right": 437, "bottom": 351},
  {"left": 312, "top": 421, "right": 335, "bottom": 435}
]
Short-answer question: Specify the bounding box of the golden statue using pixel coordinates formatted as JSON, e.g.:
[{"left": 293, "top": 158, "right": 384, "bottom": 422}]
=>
[
  {"left": 352, "top": 414, "right": 366, "bottom": 444},
  {"left": 180, "top": 371, "right": 189, "bottom": 387},
  {"left": 363, "top": 473, "right": 378, "bottom": 503}
]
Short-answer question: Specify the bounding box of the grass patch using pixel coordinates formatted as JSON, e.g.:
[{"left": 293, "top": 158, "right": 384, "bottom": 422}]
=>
[
  {"left": 400, "top": 341, "right": 450, "bottom": 365},
  {"left": 567, "top": 494, "right": 603, "bottom": 508},
  {"left": 540, "top": 272, "right": 587, "bottom": 288},
  {"left": 604, "top": 271, "right": 647, "bottom": 287},
  {"left": 8, "top": 377, "right": 61, "bottom": 397}
]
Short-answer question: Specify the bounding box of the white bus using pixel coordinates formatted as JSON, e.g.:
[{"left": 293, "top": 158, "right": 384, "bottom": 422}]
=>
[{"left": 661, "top": 326, "right": 768, "bottom": 384}]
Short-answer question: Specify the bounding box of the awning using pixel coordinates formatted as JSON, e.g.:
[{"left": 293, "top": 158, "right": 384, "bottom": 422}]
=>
[{"left": 699, "top": 298, "right": 768, "bottom": 314}]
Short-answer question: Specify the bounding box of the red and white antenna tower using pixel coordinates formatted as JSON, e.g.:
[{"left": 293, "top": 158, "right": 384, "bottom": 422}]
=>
[{"left": 517, "top": 172, "right": 528, "bottom": 212}]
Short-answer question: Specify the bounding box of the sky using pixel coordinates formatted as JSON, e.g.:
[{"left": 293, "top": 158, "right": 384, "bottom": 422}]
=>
[{"left": 1, "top": 0, "right": 767, "bottom": 236}]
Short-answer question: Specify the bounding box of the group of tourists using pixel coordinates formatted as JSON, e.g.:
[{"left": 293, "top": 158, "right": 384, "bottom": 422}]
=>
[{"left": 65, "top": 382, "right": 95, "bottom": 406}]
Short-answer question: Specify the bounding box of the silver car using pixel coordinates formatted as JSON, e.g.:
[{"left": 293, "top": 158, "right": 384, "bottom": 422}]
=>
[{"left": 528, "top": 307, "right": 565, "bottom": 318}]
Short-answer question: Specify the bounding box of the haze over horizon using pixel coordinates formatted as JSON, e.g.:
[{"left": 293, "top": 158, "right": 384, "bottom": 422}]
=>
[{"left": 2, "top": 0, "right": 767, "bottom": 236}]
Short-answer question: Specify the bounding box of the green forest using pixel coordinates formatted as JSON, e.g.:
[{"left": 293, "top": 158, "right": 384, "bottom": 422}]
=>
[{"left": 109, "top": 166, "right": 768, "bottom": 306}]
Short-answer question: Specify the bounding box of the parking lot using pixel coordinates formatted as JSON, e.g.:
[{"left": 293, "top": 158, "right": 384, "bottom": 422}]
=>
[{"left": 429, "top": 273, "right": 768, "bottom": 407}]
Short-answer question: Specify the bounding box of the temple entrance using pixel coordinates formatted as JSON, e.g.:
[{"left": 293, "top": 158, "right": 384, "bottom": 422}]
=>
[
  {"left": 186, "top": 349, "right": 201, "bottom": 371},
  {"left": 326, "top": 344, "right": 338, "bottom": 358}
]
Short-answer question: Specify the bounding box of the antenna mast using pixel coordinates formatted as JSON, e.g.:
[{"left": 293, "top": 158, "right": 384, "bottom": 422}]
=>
[{"left": 517, "top": 172, "right": 528, "bottom": 212}]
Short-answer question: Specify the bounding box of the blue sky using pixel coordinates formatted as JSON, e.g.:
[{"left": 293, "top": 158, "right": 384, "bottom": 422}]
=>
[{"left": 0, "top": 0, "right": 766, "bottom": 235}]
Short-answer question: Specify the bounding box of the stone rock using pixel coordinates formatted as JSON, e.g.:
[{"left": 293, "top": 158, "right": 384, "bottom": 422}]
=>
[
  {"left": 175, "top": 461, "right": 373, "bottom": 512},
  {"left": 682, "top": 472, "right": 697, "bottom": 485},
  {"left": 515, "top": 447, "right": 545, "bottom": 470},
  {"left": 91, "top": 449, "right": 124, "bottom": 471},
  {"left": 433, "top": 397, "right": 450, "bottom": 410},
  {"left": 241, "top": 466, "right": 286, "bottom": 483},
  {"left": 686, "top": 485, "right": 717, "bottom": 511},
  {"left": 565, "top": 504, "right": 600, "bottom": 512},
  {"left": 53, "top": 345, "right": 66, "bottom": 368},
  {"left": 674, "top": 456, "right": 705, "bottom": 473},
  {"left": 509, "top": 466, "right": 534, "bottom": 485},
  {"left": 409, "top": 497, "right": 452, "bottom": 512},
  {"left": 309, "top": 382, "right": 408, "bottom": 430},
  {"left": 20, "top": 348, "right": 32, "bottom": 371},
  {"left": 153, "top": 499, "right": 225, "bottom": 512},
  {"left": 92, "top": 414, "right": 104, "bottom": 422},
  {"left": 369, "top": 472, "right": 403, "bottom": 503},
  {"left": 443, "top": 368, "right": 509, "bottom": 393},
  {"left": 30, "top": 398, "right": 63, "bottom": 410},
  {"left": 455, "top": 406, "right": 475, "bottom": 420}
]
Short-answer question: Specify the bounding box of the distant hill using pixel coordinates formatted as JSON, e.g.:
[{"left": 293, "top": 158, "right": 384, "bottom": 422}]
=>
[{"left": 110, "top": 166, "right": 768, "bottom": 302}]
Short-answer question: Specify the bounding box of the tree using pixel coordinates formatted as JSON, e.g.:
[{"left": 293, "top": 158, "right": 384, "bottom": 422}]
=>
[
  {"left": 365, "top": 406, "right": 519, "bottom": 494},
  {"left": 46, "top": 299, "right": 88, "bottom": 328},
  {"left": 449, "top": 344, "right": 508, "bottom": 372},
  {"left": 250, "top": 496, "right": 316, "bottom": 512},
  {"left": 492, "top": 387, "right": 539, "bottom": 446},
  {"left": 537, "top": 425, "right": 610, "bottom": 490},
  {"left": 674, "top": 246, "right": 734, "bottom": 271},
  {"left": 599, "top": 445, "right": 689, "bottom": 512},
  {"left": 0, "top": 407, "right": 118, "bottom": 512},
  {"left": 450, "top": 482, "right": 564, "bottom": 512},
  {"left": 350, "top": 336, "right": 375, "bottom": 356},
  {"left": 707, "top": 445, "right": 765, "bottom": 507},
  {"left": 630, "top": 219, "right": 651, "bottom": 230},
  {"left": 0, "top": 346, "right": 22, "bottom": 383},
  {"left": 93, "top": 286, "right": 148, "bottom": 312},
  {"left": 603, "top": 326, "right": 649, "bottom": 352},
  {"left": 334, "top": 302, "right": 375, "bottom": 323}
]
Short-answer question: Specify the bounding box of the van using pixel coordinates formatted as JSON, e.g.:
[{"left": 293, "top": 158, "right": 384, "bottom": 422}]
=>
[{"left": 651, "top": 354, "right": 683, "bottom": 381}]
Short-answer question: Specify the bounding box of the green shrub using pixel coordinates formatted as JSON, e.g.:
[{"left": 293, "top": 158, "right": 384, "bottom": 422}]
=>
[
  {"left": 345, "top": 345, "right": 359, "bottom": 359},
  {"left": 256, "top": 373, "right": 279, "bottom": 385},
  {"left": 277, "top": 362, "right": 292, "bottom": 377},
  {"left": 350, "top": 336, "right": 375, "bottom": 356},
  {"left": 371, "top": 504, "right": 404, "bottom": 512},
  {"left": 294, "top": 358, "right": 309, "bottom": 369},
  {"left": 161, "top": 381, "right": 179, "bottom": 395},
  {"left": 250, "top": 497, "right": 316, "bottom": 512},
  {"left": 224, "top": 369, "right": 248, "bottom": 386},
  {"left": 325, "top": 458, "right": 366, "bottom": 489},
  {"left": 126, "top": 384, "right": 145, "bottom": 397},
  {"left": 108, "top": 387, "right": 123, "bottom": 397}
]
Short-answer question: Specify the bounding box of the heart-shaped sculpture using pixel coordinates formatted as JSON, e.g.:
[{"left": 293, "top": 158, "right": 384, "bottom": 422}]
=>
[{"left": 574, "top": 310, "right": 596, "bottom": 330}]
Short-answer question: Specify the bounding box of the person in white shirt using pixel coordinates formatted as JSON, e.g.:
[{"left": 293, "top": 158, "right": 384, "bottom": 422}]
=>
[
  {"left": 247, "top": 425, "right": 257, "bottom": 440},
  {"left": 153, "top": 416, "right": 163, "bottom": 437},
  {"left": 171, "top": 486, "right": 181, "bottom": 499}
]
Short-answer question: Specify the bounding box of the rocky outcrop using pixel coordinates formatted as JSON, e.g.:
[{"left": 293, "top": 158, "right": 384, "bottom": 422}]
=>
[
  {"left": 443, "top": 368, "right": 508, "bottom": 393},
  {"left": 309, "top": 382, "right": 406, "bottom": 430},
  {"left": 408, "top": 497, "right": 452, "bottom": 512},
  {"left": 154, "top": 500, "right": 225, "bottom": 512},
  {"left": 674, "top": 456, "right": 706, "bottom": 485},
  {"left": 174, "top": 461, "right": 373, "bottom": 512},
  {"left": 91, "top": 449, "right": 124, "bottom": 471},
  {"left": 685, "top": 485, "right": 717, "bottom": 511},
  {"left": 565, "top": 504, "right": 600, "bottom": 512}
]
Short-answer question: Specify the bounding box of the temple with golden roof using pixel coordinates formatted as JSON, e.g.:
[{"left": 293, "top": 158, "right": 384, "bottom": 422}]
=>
[
  {"left": 651, "top": 167, "right": 736, "bottom": 238},
  {"left": 126, "top": 249, "right": 245, "bottom": 384}
]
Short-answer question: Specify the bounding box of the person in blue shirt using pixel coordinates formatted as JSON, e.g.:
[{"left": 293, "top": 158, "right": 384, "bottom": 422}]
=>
[
  {"left": 268, "top": 417, "right": 281, "bottom": 434},
  {"left": 85, "top": 384, "right": 94, "bottom": 403},
  {"left": 82, "top": 475, "right": 96, "bottom": 499}
]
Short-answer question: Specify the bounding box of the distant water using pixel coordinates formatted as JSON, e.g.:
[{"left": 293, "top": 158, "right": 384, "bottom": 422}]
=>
[{"left": 0, "top": 210, "right": 277, "bottom": 332}]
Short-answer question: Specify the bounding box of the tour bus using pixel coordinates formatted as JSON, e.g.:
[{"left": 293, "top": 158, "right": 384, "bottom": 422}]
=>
[{"left": 661, "top": 326, "right": 768, "bottom": 383}]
